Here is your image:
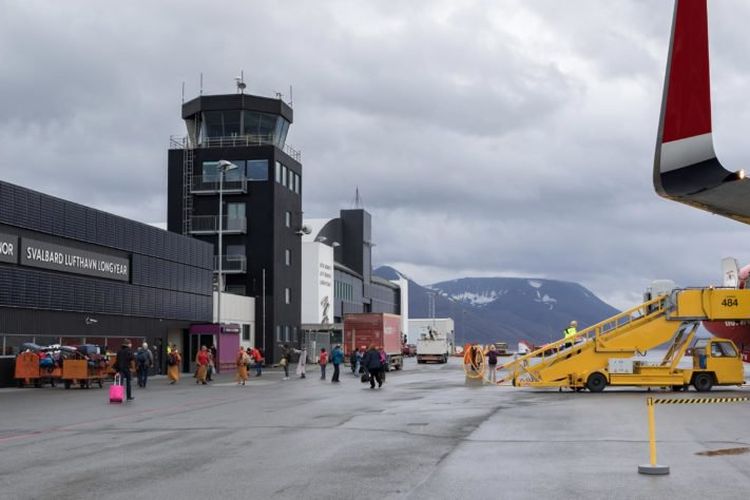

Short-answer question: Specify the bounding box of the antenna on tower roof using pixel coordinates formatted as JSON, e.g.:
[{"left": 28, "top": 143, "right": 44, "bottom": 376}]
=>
[
  {"left": 352, "top": 187, "right": 365, "bottom": 209},
  {"left": 200, "top": 73, "right": 204, "bottom": 96}
]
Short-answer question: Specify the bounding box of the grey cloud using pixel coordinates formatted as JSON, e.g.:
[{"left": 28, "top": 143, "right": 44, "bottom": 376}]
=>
[{"left": 2, "top": 1, "right": 750, "bottom": 312}]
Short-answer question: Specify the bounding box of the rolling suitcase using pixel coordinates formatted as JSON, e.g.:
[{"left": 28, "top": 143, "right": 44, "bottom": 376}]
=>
[{"left": 109, "top": 373, "right": 124, "bottom": 404}]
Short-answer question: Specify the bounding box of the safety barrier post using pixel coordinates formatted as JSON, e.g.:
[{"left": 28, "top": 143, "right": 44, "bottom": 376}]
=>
[
  {"left": 638, "top": 397, "right": 670, "bottom": 475},
  {"left": 637, "top": 395, "right": 750, "bottom": 475}
]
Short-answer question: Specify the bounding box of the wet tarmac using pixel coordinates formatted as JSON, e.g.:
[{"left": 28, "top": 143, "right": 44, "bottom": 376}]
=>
[{"left": 1, "top": 358, "right": 749, "bottom": 499}]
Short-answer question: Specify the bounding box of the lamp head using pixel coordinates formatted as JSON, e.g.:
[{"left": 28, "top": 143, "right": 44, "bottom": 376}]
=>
[{"left": 217, "top": 160, "right": 238, "bottom": 172}]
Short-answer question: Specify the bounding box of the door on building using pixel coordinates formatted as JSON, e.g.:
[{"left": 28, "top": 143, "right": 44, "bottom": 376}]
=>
[{"left": 187, "top": 333, "right": 216, "bottom": 373}]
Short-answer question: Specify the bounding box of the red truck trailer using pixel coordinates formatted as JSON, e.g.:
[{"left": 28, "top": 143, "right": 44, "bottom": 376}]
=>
[{"left": 343, "top": 313, "right": 403, "bottom": 370}]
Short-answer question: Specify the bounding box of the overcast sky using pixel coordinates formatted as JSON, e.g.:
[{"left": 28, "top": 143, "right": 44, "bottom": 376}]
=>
[{"left": 2, "top": 0, "right": 750, "bottom": 309}]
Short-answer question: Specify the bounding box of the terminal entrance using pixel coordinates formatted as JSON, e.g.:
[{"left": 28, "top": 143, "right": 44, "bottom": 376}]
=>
[{"left": 183, "top": 331, "right": 216, "bottom": 374}]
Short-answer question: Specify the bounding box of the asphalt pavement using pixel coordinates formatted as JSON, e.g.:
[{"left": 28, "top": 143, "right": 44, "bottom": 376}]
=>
[{"left": 1, "top": 358, "right": 750, "bottom": 499}]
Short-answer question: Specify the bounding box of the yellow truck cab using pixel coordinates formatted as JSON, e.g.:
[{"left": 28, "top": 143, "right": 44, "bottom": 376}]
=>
[{"left": 689, "top": 338, "right": 745, "bottom": 392}]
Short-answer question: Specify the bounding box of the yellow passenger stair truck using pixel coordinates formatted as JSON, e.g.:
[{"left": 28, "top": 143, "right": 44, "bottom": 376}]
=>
[{"left": 497, "top": 288, "right": 746, "bottom": 392}]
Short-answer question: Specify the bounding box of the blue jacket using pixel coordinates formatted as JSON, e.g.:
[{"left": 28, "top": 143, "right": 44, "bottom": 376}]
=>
[{"left": 331, "top": 347, "right": 344, "bottom": 365}]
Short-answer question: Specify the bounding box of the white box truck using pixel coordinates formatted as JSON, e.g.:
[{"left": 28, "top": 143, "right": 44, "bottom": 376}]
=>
[{"left": 412, "top": 318, "right": 455, "bottom": 364}]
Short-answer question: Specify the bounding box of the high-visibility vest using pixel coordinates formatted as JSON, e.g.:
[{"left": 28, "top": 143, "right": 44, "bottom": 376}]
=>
[{"left": 564, "top": 327, "right": 577, "bottom": 339}]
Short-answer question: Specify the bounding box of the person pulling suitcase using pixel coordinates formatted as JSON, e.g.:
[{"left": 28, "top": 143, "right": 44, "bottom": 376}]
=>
[{"left": 113, "top": 339, "right": 135, "bottom": 401}]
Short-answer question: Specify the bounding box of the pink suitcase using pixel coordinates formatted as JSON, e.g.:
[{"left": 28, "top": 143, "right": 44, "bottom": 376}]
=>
[{"left": 109, "top": 374, "right": 124, "bottom": 404}]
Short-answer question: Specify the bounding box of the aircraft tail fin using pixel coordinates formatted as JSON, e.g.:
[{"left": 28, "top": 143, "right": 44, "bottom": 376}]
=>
[{"left": 656, "top": 0, "right": 715, "bottom": 176}]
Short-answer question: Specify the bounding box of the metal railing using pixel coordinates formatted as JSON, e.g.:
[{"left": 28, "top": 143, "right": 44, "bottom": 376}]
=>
[
  {"left": 189, "top": 216, "right": 247, "bottom": 234},
  {"left": 169, "top": 135, "right": 301, "bottom": 162},
  {"left": 214, "top": 255, "right": 247, "bottom": 274},
  {"left": 191, "top": 175, "right": 248, "bottom": 194}
]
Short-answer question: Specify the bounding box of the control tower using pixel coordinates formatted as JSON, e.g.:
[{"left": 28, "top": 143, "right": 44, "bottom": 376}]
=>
[{"left": 167, "top": 89, "right": 302, "bottom": 363}]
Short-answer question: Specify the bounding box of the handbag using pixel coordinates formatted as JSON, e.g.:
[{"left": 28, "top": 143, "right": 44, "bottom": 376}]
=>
[
  {"left": 360, "top": 372, "right": 370, "bottom": 383},
  {"left": 280, "top": 358, "right": 288, "bottom": 367}
]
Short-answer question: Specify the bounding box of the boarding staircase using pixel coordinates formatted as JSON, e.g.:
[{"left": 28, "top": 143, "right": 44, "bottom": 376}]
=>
[{"left": 497, "top": 294, "right": 691, "bottom": 388}]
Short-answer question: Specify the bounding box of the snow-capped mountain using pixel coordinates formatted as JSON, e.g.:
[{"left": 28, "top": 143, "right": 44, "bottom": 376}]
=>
[{"left": 374, "top": 266, "right": 619, "bottom": 347}]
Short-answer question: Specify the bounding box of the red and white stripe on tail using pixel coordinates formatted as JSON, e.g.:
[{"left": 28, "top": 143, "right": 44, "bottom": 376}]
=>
[{"left": 657, "top": 0, "right": 715, "bottom": 174}]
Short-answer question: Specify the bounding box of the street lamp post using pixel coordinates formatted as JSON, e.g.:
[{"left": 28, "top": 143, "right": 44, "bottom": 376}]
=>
[{"left": 216, "top": 160, "right": 238, "bottom": 329}]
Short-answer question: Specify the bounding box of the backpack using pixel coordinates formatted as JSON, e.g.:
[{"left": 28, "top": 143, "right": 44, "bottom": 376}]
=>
[
  {"left": 167, "top": 353, "right": 177, "bottom": 366},
  {"left": 136, "top": 349, "right": 150, "bottom": 367}
]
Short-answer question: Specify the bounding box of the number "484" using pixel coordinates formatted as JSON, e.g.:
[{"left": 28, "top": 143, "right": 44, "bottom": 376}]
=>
[{"left": 722, "top": 297, "right": 739, "bottom": 307}]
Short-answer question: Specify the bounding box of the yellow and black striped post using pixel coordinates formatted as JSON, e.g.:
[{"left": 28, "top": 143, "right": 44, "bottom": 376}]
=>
[{"left": 638, "top": 395, "right": 750, "bottom": 475}]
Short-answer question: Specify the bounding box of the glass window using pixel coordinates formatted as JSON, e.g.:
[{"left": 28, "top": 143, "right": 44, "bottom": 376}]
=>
[
  {"left": 5, "top": 335, "right": 33, "bottom": 356},
  {"left": 285, "top": 211, "right": 291, "bottom": 228},
  {"left": 275, "top": 161, "right": 282, "bottom": 183},
  {"left": 294, "top": 174, "right": 300, "bottom": 195},
  {"left": 717, "top": 342, "right": 737, "bottom": 357},
  {"left": 227, "top": 285, "right": 247, "bottom": 295},
  {"left": 287, "top": 169, "right": 294, "bottom": 191},
  {"left": 276, "top": 325, "right": 282, "bottom": 342},
  {"left": 226, "top": 244, "right": 245, "bottom": 256},
  {"left": 285, "top": 249, "right": 291, "bottom": 266},
  {"left": 246, "top": 160, "right": 269, "bottom": 181},
  {"left": 281, "top": 166, "right": 288, "bottom": 187},
  {"left": 225, "top": 160, "right": 245, "bottom": 182},
  {"left": 243, "top": 111, "right": 278, "bottom": 140},
  {"left": 276, "top": 119, "right": 290, "bottom": 147},
  {"left": 226, "top": 203, "right": 245, "bottom": 219},
  {"left": 202, "top": 161, "right": 220, "bottom": 183},
  {"left": 202, "top": 161, "right": 244, "bottom": 182},
  {"left": 284, "top": 325, "right": 290, "bottom": 342},
  {"left": 34, "top": 336, "right": 60, "bottom": 346},
  {"left": 285, "top": 287, "right": 291, "bottom": 304},
  {"left": 203, "top": 110, "right": 241, "bottom": 137},
  {"left": 242, "top": 324, "right": 251, "bottom": 341}
]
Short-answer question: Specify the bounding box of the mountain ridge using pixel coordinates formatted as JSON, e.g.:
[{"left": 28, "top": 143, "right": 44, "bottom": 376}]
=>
[{"left": 374, "top": 266, "right": 619, "bottom": 346}]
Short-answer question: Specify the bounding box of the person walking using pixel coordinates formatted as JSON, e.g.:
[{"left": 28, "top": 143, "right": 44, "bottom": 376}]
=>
[
  {"left": 166, "top": 345, "right": 181, "bottom": 384},
  {"left": 251, "top": 347, "right": 264, "bottom": 376},
  {"left": 295, "top": 347, "right": 308, "bottom": 379},
  {"left": 206, "top": 346, "right": 216, "bottom": 382},
  {"left": 318, "top": 348, "right": 328, "bottom": 380},
  {"left": 280, "top": 344, "right": 292, "bottom": 380},
  {"left": 135, "top": 342, "right": 154, "bottom": 388},
  {"left": 378, "top": 346, "right": 388, "bottom": 382},
  {"left": 355, "top": 347, "right": 363, "bottom": 375},
  {"left": 331, "top": 345, "right": 344, "bottom": 383},
  {"left": 350, "top": 348, "right": 358, "bottom": 375},
  {"left": 195, "top": 346, "right": 209, "bottom": 385},
  {"left": 362, "top": 345, "right": 383, "bottom": 389},
  {"left": 236, "top": 347, "right": 250, "bottom": 385},
  {"left": 486, "top": 344, "right": 498, "bottom": 384},
  {"left": 114, "top": 339, "right": 135, "bottom": 401}
]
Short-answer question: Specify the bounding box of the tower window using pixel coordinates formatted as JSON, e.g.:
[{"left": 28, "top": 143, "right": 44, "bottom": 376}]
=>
[
  {"left": 246, "top": 160, "right": 269, "bottom": 181},
  {"left": 285, "top": 287, "right": 291, "bottom": 304},
  {"left": 285, "top": 249, "right": 291, "bottom": 266}
]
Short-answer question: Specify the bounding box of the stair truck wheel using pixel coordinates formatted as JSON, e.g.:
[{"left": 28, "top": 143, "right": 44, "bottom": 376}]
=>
[
  {"left": 586, "top": 372, "right": 607, "bottom": 393},
  {"left": 693, "top": 372, "right": 713, "bottom": 392}
]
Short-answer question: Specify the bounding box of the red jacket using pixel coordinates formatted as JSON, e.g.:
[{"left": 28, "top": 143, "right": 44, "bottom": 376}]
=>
[
  {"left": 197, "top": 351, "right": 209, "bottom": 366},
  {"left": 319, "top": 352, "right": 328, "bottom": 365}
]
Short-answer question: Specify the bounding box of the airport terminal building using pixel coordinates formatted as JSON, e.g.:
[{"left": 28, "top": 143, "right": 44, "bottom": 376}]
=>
[{"left": 0, "top": 180, "right": 214, "bottom": 386}]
